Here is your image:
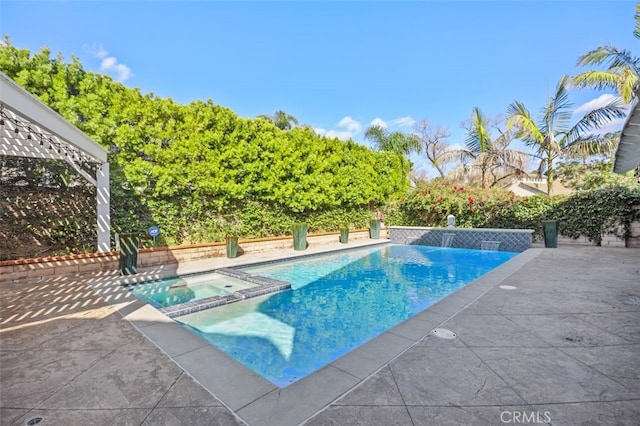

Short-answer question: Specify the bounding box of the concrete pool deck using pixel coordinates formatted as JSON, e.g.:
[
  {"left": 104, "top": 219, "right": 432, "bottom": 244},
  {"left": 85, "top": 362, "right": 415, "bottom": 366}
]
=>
[{"left": 1, "top": 242, "right": 639, "bottom": 425}]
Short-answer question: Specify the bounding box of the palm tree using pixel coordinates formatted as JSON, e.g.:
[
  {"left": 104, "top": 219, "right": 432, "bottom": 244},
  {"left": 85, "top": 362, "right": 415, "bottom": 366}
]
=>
[
  {"left": 437, "top": 107, "right": 529, "bottom": 188},
  {"left": 507, "top": 75, "right": 626, "bottom": 194},
  {"left": 258, "top": 110, "right": 299, "bottom": 130},
  {"left": 571, "top": 5, "right": 640, "bottom": 104},
  {"left": 364, "top": 124, "right": 421, "bottom": 157}
]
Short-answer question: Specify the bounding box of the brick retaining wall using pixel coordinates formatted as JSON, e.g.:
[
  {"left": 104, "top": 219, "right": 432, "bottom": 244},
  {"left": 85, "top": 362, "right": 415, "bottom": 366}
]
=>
[{"left": 1, "top": 229, "right": 382, "bottom": 284}]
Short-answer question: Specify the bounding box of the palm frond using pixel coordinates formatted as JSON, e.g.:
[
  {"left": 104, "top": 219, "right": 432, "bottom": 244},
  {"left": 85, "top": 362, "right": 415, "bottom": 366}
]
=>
[
  {"left": 563, "top": 133, "right": 618, "bottom": 159},
  {"left": 618, "top": 67, "right": 638, "bottom": 104},
  {"left": 573, "top": 44, "right": 640, "bottom": 104},
  {"left": 466, "top": 107, "right": 492, "bottom": 154},
  {"left": 364, "top": 124, "right": 386, "bottom": 149},
  {"left": 499, "top": 149, "right": 532, "bottom": 170},
  {"left": 576, "top": 45, "right": 617, "bottom": 66},
  {"left": 635, "top": 4, "right": 640, "bottom": 40},
  {"left": 545, "top": 76, "right": 573, "bottom": 133},
  {"left": 566, "top": 98, "right": 626, "bottom": 145},
  {"left": 535, "top": 158, "right": 548, "bottom": 177},
  {"left": 436, "top": 149, "right": 475, "bottom": 166},
  {"left": 576, "top": 45, "right": 640, "bottom": 72},
  {"left": 506, "top": 101, "right": 544, "bottom": 145},
  {"left": 571, "top": 70, "right": 623, "bottom": 92}
]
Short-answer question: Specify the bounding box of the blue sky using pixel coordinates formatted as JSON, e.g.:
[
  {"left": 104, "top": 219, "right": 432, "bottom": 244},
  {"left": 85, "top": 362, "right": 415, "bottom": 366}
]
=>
[{"left": 1, "top": 1, "right": 638, "bottom": 175}]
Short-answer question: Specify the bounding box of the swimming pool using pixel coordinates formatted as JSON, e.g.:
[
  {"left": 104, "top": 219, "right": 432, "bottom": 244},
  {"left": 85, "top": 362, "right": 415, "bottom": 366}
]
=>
[{"left": 175, "top": 244, "right": 517, "bottom": 387}]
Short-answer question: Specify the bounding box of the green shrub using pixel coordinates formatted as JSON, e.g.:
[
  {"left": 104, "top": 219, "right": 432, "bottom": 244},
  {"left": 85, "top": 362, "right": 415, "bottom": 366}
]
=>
[{"left": 551, "top": 186, "right": 640, "bottom": 244}]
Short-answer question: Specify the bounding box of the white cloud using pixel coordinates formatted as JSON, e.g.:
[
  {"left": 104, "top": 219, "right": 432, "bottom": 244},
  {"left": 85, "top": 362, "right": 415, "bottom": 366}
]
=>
[
  {"left": 85, "top": 43, "right": 133, "bottom": 82},
  {"left": 574, "top": 95, "right": 631, "bottom": 135},
  {"left": 368, "top": 115, "right": 415, "bottom": 130},
  {"left": 101, "top": 57, "right": 133, "bottom": 82},
  {"left": 315, "top": 116, "right": 363, "bottom": 140},
  {"left": 590, "top": 116, "right": 626, "bottom": 135},
  {"left": 369, "top": 117, "right": 387, "bottom": 128},
  {"left": 573, "top": 94, "right": 618, "bottom": 116},
  {"left": 338, "top": 116, "right": 362, "bottom": 133},
  {"left": 94, "top": 46, "right": 108, "bottom": 59},
  {"left": 389, "top": 116, "right": 416, "bottom": 128},
  {"left": 324, "top": 130, "right": 356, "bottom": 140}
]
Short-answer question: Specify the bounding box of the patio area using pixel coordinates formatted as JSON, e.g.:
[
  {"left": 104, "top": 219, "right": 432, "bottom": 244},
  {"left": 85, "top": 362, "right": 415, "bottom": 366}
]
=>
[{"left": 1, "top": 244, "right": 639, "bottom": 425}]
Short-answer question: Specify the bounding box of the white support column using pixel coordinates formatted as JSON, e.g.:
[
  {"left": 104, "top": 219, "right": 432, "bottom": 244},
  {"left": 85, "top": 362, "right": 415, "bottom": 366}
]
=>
[{"left": 97, "top": 162, "right": 111, "bottom": 252}]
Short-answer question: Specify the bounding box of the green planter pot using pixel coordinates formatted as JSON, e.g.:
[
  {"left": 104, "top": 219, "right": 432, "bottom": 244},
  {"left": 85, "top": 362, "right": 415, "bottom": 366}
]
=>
[
  {"left": 225, "top": 236, "right": 239, "bottom": 258},
  {"left": 369, "top": 219, "right": 381, "bottom": 239},
  {"left": 543, "top": 220, "right": 558, "bottom": 248},
  {"left": 292, "top": 223, "right": 308, "bottom": 251},
  {"left": 340, "top": 228, "right": 349, "bottom": 244},
  {"left": 119, "top": 234, "right": 139, "bottom": 275}
]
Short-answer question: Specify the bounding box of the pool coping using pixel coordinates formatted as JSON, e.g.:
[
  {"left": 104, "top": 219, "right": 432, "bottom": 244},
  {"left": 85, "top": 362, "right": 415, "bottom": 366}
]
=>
[{"left": 104, "top": 245, "right": 543, "bottom": 426}]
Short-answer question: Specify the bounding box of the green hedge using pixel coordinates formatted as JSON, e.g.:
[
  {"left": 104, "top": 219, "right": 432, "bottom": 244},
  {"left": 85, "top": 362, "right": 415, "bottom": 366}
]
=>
[{"left": 552, "top": 186, "right": 640, "bottom": 244}]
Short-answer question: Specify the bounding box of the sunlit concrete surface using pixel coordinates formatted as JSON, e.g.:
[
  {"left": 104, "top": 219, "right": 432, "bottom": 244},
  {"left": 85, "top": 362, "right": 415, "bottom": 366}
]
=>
[{"left": 1, "top": 244, "right": 638, "bottom": 425}]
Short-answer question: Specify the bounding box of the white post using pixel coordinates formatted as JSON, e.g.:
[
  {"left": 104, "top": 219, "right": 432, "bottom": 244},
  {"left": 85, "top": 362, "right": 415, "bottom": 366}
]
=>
[{"left": 97, "top": 162, "right": 111, "bottom": 252}]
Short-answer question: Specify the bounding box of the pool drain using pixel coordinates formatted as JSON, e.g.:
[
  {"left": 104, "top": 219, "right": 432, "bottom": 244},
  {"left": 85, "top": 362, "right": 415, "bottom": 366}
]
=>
[
  {"left": 26, "top": 417, "right": 44, "bottom": 425},
  {"left": 499, "top": 285, "right": 517, "bottom": 290},
  {"left": 432, "top": 328, "right": 457, "bottom": 339},
  {"left": 224, "top": 285, "right": 233, "bottom": 288}
]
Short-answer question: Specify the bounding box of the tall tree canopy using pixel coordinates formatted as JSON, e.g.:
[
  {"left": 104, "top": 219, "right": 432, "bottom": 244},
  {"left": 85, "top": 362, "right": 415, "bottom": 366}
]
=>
[{"left": 507, "top": 75, "right": 626, "bottom": 194}]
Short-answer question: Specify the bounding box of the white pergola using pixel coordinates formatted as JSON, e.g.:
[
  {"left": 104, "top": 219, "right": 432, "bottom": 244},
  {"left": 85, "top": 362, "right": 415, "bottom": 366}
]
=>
[{"left": 0, "top": 71, "right": 111, "bottom": 252}]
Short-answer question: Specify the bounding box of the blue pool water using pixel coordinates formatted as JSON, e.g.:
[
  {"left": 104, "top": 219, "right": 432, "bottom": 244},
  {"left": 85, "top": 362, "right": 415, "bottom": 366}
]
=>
[{"left": 176, "top": 244, "right": 518, "bottom": 387}]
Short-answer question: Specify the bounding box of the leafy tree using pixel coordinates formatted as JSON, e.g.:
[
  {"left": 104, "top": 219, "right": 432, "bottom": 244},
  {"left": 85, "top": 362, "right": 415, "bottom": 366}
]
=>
[
  {"left": 507, "top": 76, "right": 626, "bottom": 194},
  {"left": 571, "top": 5, "right": 640, "bottom": 104},
  {"left": 437, "top": 107, "right": 529, "bottom": 188}
]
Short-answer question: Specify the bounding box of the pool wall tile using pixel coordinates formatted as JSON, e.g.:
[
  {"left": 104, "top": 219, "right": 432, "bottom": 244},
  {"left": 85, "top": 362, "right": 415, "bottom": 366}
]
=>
[{"left": 389, "top": 226, "right": 533, "bottom": 252}]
